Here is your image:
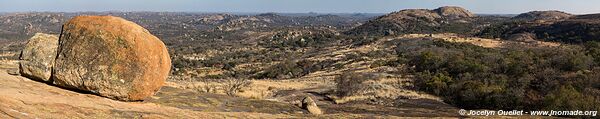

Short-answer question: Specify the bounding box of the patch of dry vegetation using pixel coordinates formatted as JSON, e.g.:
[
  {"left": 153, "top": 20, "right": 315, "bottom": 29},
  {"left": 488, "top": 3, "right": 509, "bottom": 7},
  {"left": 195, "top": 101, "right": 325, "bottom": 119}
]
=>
[
  {"left": 400, "top": 33, "right": 560, "bottom": 48},
  {"left": 332, "top": 71, "right": 440, "bottom": 104}
]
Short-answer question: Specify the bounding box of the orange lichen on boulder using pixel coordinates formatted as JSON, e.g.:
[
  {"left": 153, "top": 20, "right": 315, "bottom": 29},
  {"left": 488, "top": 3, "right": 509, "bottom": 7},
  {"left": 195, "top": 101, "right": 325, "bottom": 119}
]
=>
[{"left": 52, "top": 16, "right": 171, "bottom": 101}]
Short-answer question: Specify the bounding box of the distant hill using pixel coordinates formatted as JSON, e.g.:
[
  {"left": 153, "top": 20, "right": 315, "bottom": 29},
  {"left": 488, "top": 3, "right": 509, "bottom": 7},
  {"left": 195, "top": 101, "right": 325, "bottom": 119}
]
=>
[
  {"left": 512, "top": 10, "right": 573, "bottom": 20},
  {"left": 0, "top": 12, "right": 370, "bottom": 42},
  {"left": 433, "top": 6, "right": 475, "bottom": 18},
  {"left": 479, "top": 12, "right": 600, "bottom": 44},
  {"left": 0, "top": 13, "right": 67, "bottom": 40},
  {"left": 345, "top": 6, "right": 506, "bottom": 36},
  {"left": 572, "top": 13, "right": 600, "bottom": 20},
  {"left": 209, "top": 13, "right": 366, "bottom": 31}
]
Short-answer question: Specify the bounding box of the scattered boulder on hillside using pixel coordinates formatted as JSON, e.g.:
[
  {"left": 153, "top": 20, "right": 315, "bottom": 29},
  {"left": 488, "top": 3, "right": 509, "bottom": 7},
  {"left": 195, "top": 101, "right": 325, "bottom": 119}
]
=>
[
  {"left": 513, "top": 11, "right": 573, "bottom": 20},
  {"left": 302, "top": 96, "right": 323, "bottom": 115},
  {"left": 52, "top": 16, "right": 171, "bottom": 101},
  {"left": 19, "top": 33, "right": 59, "bottom": 82}
]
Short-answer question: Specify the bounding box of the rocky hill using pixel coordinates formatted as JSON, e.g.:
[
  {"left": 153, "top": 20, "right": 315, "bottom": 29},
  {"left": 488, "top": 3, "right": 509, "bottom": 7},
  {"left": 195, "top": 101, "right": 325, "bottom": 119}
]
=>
[
  {"left": 345, "top": 6, "right": 490, "bottom": 36},
  {"left": 0, "top": 13, "right": 66, "bottom": 40},
  {"left": 512, "top": 10, "right": 572, "bottom": 20},
  {"left": 479, "top": 12, "right": 600, "bottom": 44},
  {"left": 0, "top": 12, "right": 369, "bottom": 41},
  {"left": 212, "top": 13, "right": 365, "bottom": 31},
  {"left": 433, "top": 6, "right": 476, "bottom": 18}
]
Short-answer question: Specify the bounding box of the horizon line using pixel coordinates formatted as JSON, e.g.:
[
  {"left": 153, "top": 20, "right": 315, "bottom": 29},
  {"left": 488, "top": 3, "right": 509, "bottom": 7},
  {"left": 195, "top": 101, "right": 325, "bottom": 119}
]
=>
[{"left": 0, "top": 10, "right": 556, "bottom": 15}]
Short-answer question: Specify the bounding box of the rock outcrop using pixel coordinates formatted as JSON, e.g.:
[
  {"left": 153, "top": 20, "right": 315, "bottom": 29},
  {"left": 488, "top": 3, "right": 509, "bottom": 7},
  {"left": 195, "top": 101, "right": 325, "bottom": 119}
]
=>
[
  {"left": 513, "top": 11, "right": 572, "bottom": 20},
  {"left": 19, "top": 33, "right": 59, "bottom": 82},
  {"left": 379, "top": 9, "right": 442, "bottom": 22},
  {"left": 52, "top": 16, "right": 171, "bottom": 101},
  {"left": 346, "top": 6, "right": 476, "bottom": 36},
  {"left": 434, "top": 6, "right": 476, "bottom": 18},
  {"left": 0, "top": 70, "right": 301, "bottom": 118},
  {"left": 480, "top": 12, "right": 600, "bottom": 44},
  {"left": 302, "top": 96, "right": 323, "bottom": 115}
]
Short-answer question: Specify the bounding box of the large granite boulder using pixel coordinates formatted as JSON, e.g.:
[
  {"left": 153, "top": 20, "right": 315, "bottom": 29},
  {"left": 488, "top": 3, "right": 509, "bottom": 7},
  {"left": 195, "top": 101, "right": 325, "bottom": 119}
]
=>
[
  {"left": 20, "top": 33, "right": 59, "bottom": 82},
  {"left": 53, "top": 16, "right": 171, "bottom": 101}
]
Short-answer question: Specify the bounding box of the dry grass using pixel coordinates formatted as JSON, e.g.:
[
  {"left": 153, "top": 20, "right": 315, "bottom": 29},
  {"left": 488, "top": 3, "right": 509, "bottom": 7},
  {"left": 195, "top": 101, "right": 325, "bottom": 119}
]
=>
[
  {"left": 333, "top": 71, "right": 441, "bottom": 104},
  {"left": 170, "top": 78, "right": 251, "bottom": 96},
  {"left": 175, "top": 67, "right": 225, "bottom": 78},
  {"left": 400, "top": 33, "right": 561, "bottom": 48},
  {"left": 169, "top": 78, "right": 320, "bottom": 99}
]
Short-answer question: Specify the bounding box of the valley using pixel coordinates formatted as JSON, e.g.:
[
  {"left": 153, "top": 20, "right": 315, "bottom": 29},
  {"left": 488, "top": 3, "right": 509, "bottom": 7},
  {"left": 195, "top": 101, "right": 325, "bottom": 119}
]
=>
[{"left": 1, "top": 6, "right": 599, "bottom": 118}]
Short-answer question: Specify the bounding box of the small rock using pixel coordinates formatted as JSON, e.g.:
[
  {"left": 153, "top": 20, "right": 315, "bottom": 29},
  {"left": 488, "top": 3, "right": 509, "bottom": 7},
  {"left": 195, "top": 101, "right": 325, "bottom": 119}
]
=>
[
  {"left": 302, "top": 96, "right": 323, "bottom": 115},
  {"left": 7, "top": 69, "right": 20, "bottom": 75},
  {"left": 280, "top": 111, "right": 289, "bottom": 114}
]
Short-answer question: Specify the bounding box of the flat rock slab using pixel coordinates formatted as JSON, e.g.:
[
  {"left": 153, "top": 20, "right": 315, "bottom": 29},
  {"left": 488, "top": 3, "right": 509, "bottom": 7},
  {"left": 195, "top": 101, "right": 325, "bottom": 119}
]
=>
[
  {"left": 145, "top": 87, "right": 305, "bottom": 114},
  {"left": 0, "top": 71, "right": 291, "bottom": 118}
]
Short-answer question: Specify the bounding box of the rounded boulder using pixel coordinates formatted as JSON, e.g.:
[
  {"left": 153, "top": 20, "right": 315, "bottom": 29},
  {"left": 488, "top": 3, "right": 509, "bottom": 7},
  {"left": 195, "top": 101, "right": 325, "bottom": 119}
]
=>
[
  {"left": 53, "top": 16, "right": 171, "bottom": 101},
  {"left": 20, "top": 33, "right": 59, "bottom": 82}
]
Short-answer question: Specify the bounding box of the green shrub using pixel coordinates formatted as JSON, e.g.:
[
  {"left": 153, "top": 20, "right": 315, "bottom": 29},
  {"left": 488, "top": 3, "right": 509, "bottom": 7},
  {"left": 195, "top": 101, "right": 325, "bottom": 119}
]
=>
[
  {"left": 393, "top": 39, "right": 600, "bottom": 111},
  {"left": 585, "top": 41, "right": 600, "bottom": 64},
  {"left": 543, "top": 85, "right": 600, "bottom": 111},
  {"left": 416, "top": 71, "right": 453, "bottom": 95},
  {"left": 252, "top": 59, "right": 332, "bottom": 79}
]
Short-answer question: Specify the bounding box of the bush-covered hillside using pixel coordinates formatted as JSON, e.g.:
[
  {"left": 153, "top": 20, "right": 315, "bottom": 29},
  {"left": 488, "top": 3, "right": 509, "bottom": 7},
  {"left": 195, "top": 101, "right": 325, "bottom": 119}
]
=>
[
  {"left": 479, "top": 14, "right": 600, "bottom": 44},
  {"left": 388, "top": 39, "right": 600, "bottom": 111}
]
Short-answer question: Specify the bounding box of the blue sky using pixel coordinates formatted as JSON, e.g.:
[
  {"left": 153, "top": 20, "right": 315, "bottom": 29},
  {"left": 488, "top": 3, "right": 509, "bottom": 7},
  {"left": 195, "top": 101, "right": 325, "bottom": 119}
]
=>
[{"left": 1, "top": 0, "right": 599, "bottom": 14}]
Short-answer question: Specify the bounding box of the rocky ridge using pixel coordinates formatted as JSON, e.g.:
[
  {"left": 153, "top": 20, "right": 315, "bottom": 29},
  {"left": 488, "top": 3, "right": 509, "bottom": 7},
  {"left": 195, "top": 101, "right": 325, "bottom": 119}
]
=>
[
  {"left": 346, "top": 6, "right": 477, "bottom": 36},
  {"left": 512, "top": 10, "right": 573, "bottom": 20}
]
